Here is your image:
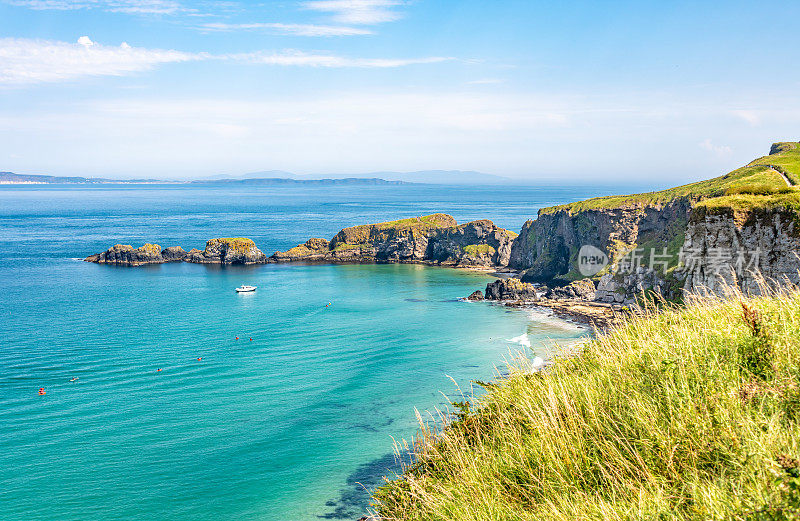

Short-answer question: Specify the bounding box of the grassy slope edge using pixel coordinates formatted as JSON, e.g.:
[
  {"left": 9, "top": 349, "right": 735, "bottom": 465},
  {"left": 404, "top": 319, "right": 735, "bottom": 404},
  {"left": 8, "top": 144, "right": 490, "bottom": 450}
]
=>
[
  {"left": 374, "top": 290, "right": 800, "bottom": 520},
  {"left": 541, "top": 142, "right": 800, "bottom": 215}
]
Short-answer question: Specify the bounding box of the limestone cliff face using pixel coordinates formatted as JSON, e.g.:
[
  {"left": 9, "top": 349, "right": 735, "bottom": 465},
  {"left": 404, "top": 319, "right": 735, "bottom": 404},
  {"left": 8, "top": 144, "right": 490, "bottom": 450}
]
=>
[
  {"left": 185, "top": 238, "right": 266, "bottom": 265},
  {"left": 509, "top": 200, "right": 691, "bottom": 283},
  {"left": 682, "top": 206, "right": 800, "bottom": 296},
  {"left": 272, "top": 214, "right": 516, "bottom": 268}
]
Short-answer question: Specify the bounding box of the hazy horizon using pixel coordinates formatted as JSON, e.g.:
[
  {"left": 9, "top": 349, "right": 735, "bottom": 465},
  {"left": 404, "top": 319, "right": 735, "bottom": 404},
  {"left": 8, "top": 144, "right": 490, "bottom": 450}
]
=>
[{"left": 1, "top": 1, "right": 799, "bottom": 184}]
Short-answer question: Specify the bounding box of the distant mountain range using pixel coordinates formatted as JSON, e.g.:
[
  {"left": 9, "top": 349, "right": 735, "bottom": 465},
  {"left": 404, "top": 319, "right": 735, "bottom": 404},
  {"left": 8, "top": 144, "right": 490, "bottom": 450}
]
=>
[
  {"left": 192, "top": 177, "right": 408, "bottom": 186},
  {"left": 209, "top": 169, "right": 512, "bottom": 185},
  {"left": 1, "top": 169, "right": 513, "bottom": 185}
]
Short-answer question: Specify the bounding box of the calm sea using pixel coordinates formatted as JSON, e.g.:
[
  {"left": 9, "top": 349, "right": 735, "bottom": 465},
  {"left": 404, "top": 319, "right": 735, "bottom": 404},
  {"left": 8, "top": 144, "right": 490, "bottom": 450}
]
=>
[{"left": 0, "top": 183, "right": 615, "bottom": 520}]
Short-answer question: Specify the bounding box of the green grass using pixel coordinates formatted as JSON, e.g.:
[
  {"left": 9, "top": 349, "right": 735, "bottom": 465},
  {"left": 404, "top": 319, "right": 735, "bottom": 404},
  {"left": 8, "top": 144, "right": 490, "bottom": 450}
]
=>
[
  {"left": 374, "top": 289, "right": 800, "bottom": 520},
  {"left": 749, "top": 143, "right": 800, "bottom": 185},
  {"left": 696, "top": 191, "right": 800, "bottom": 214},
  {"left": 541, "top": 165, "right": 787, "bottom": 214},
  {"left": 463, "top": 244, "right": 496, "bottom": 256},
  {"left": 373, "top": 214, "right": 457, "bottom": 231},
  {"left": 539, "top": 142, "right": 800, "bottom": 215},
  {"left": 210, "top": 237, "right": 257, "bottom": 254}
]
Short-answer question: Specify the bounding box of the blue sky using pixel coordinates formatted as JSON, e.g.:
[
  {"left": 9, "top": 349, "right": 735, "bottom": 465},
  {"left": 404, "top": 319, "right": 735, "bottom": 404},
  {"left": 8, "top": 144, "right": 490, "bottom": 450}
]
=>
[{"left": 1, "top": 0, "right": 799, "bottom": 181}]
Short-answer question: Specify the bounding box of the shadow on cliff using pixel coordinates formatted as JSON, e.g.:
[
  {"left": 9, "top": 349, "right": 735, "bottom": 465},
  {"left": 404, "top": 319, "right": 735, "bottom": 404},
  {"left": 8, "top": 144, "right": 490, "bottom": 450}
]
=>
[{"left": 318, "top": 452, "right": 404, "bottom": 520}]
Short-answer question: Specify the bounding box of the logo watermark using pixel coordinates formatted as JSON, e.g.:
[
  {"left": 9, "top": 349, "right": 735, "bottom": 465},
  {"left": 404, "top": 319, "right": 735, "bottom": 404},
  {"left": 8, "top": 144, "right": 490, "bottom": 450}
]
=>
[
  {"left": 578, "top": 245, "right": 609, "bottom": 277},
  {"left": 576, "top": 245, "right": 764, "bottom": 277}
]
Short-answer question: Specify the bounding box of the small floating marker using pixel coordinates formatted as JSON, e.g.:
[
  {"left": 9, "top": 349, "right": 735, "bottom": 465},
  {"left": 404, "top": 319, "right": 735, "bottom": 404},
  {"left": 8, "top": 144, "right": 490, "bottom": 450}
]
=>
[{"left": 38, "top": 388, "right": 46, "bottom": 395}]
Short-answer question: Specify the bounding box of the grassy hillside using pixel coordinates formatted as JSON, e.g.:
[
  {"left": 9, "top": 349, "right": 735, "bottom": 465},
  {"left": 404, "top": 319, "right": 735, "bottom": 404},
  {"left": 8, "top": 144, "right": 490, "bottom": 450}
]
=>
[
  {"left": 541, "top": 142, "right": 800, "bottom": 214},
  {"left": 375, "top": 289, "right": 800, "bottom": 520},
  {"left": 750, "top": 142, "right": 800, "bottom": 185}
]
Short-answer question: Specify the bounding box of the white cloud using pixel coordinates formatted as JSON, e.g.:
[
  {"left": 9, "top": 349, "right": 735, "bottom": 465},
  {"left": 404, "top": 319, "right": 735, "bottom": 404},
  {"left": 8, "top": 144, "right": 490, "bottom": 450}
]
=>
[
  {"left": 303, "top": 0, "right": 404, "bottom": 25},
  {"left": 231, "top": 50, "right": 451, "bottom": 68},
  {"left": 0, "top": 37, "right": 199, "bottom": 84},
  {"left": 0, "top": 37, "right": 453, "bottom": 85},
  {"left": 466, "top": 78, "right": 505, "bottom": 85},
  {"left": 732, "top": 109, "right": 761, "bottom": 126},
  {"left": 198, "top": 22, "right": 373, "bottom": 36},
  {"left": 4, "top": 0, "right": 187, "bottom": 14},
  {"left": 699, "top": 138, "right": 732, "bottom": 156}
]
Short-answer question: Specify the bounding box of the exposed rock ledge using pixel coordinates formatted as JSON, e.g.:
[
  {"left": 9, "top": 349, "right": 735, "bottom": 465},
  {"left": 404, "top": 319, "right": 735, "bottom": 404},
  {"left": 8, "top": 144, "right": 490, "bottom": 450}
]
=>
[{"left": 480, "top": 277, "right": 623, "bottom": 331}]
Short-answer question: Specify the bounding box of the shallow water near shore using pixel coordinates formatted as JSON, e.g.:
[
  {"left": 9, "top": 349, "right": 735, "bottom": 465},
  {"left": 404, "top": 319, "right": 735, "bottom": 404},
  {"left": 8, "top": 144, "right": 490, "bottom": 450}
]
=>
[{"left": 0, "top": 184, "right": 609, "bottom": 520}]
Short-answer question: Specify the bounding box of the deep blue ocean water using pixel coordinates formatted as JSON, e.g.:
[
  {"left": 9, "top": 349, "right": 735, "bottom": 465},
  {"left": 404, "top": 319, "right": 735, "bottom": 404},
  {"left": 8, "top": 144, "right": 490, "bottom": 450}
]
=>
[{"left": 0, "top": 183, "right": 616, "bottom": 520}]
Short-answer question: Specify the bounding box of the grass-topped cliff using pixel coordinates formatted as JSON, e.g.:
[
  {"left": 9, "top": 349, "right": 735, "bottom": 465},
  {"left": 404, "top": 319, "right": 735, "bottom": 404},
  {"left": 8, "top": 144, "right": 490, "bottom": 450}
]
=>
[
  {"left": 541, "top": 142, "right": 800, "bottom": 215},
  {"left": 272, "top": 213, "right": 517, "bottom": 267},
  {"left": 375, "top": 289, "right": 800, "bottom": 520},
  {"left": 512, "top": 142, "right": 800, "bottom": 290}
]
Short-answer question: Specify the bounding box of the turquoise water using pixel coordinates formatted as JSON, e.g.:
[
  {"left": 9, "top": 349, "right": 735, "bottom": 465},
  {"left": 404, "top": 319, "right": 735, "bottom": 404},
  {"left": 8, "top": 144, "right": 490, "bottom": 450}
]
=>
[{"left": 0, "top": 184, "right": 606, "bottom": 520}]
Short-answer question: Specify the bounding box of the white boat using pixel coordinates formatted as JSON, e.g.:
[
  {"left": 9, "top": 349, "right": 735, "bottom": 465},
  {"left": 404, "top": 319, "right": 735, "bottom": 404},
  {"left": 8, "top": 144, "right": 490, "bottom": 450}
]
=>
[{"left": 235, "top": 285, "right": 257, "bottom": 293}]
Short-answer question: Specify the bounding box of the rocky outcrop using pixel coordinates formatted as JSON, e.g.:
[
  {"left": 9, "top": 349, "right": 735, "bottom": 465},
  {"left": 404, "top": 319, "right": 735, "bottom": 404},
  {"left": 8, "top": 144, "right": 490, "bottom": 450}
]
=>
[
  {"left": 466, "top": 290, "right": 484, "bottom": 301},
  {"left": 185, "top": 238, "right": 266, "bottom": 265},
  {"left": 682, "top": 205, "right": 800, "bottom": 296},
  {"left": 85, "top": 239, "right": 264, "bottom": 266},
  {"left": 426, "top": 220, "right": 514, "bottom": 267},
  {"left": 161, "top": 246, "right": 187, "bottom": 261},
  {"left": 271, "top": 238, "right": 330, "bottom": 262},
  {"left": 272, "top": 214, "right": 517, "bottom": 268},
  {"left": 547, "top": 278, "right": 596, "bottom": 300},
  {"left": 84, "top": 243, "right": 182, "bottom": 266},
  {"left": 484, "top": 278, "right": 539, "bottom": 301}
]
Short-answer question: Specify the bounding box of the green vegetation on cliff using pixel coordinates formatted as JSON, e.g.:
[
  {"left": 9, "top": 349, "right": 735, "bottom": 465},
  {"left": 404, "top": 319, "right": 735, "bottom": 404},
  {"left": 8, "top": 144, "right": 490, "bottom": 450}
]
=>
[
  {"left": 208, "top": 237, "right": 257, "bottom": 254},
  {"left": 330, "top": 214, "right": 457, "bottom": 248},
  {"left": 750, "top": 142, "right": 800, "bottom": 185},
  {"left": 462, "top": 244, "right": 496, "bottom": 256},
  {"left": 540, "top": 142, "right": 800, "bottom": 215},
  {"left": 375, "top": 290, "right": 800, "bottom": 520}
]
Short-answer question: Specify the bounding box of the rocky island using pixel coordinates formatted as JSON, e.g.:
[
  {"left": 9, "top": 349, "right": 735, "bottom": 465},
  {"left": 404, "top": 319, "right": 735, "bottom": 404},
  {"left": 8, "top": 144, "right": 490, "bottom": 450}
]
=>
[
  {"left": 85, "top": 238, "right": 266, "bottom": 266},
  {"left": 84, "top": 214, "right": 518, "bottom": 269}
]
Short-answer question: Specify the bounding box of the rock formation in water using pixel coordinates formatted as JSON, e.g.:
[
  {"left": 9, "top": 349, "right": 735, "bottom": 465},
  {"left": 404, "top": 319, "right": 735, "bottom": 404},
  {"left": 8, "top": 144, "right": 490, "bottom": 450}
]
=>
[
  {"left": 85, "top": 238, "right": 264, "bottom": 266},
  {"left": 484, "top": 278, "right": 539, "bottom": 301},
  {"left": 272, "top": 214, "right": 517, "bottom": 268},
  {"left": 185, "top": 238, "right": 266, "bottom": 264},
  {"left": 83, "top": 243, "right": 180, "bottom": 266}
]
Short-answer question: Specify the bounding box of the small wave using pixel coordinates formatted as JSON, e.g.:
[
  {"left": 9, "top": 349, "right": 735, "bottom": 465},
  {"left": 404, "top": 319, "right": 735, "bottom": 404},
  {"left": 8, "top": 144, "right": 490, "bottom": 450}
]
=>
[
  {"left": 526, "top": 307, "right": 586, "bottom": 331},
  {"left": 507, "top": 333, "right": 531, "bottom": 348}
]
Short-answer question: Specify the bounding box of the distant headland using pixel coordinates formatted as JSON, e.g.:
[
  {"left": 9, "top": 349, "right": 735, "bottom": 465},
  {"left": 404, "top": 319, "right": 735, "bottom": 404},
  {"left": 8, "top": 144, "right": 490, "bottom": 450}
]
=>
[{"left": 1, "top": 169, "right": 512, "bottom": 185}]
